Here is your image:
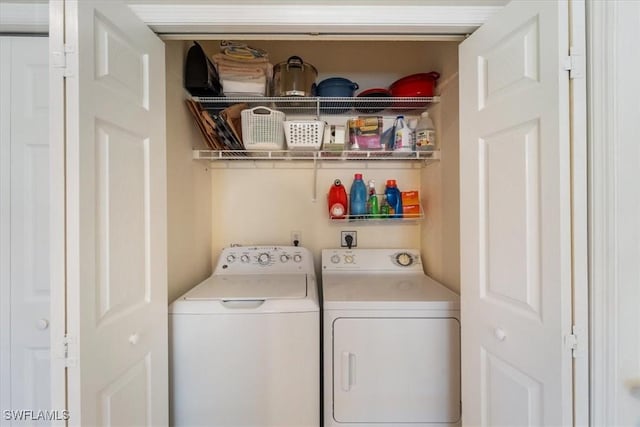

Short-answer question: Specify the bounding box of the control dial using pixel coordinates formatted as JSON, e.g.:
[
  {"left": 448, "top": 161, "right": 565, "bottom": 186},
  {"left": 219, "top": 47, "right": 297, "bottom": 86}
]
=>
[
  {"left": 226, "top": 254, "right": 236, "bottom": 263},
  {"left": 280, "top": 254, "right": 289, "bottom": 263},
  {"left": 257, "top": 253, "right": 271, "bottom": 265},
  {"left": 240, "top": 255, "right": 250, "bottom": 263},
  {"left": 293, "top": 254, "right": 302, "bottom": 263},
  {"left": 395, "top": 252, "right": 414, "bottom": 267},
  {"left": 330, "top": 255, "right": 341, "bottom": 264}
]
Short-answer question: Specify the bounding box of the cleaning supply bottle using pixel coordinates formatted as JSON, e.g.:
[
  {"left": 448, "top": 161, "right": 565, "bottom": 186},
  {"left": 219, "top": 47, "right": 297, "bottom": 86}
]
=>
[
  {"left": 328, "top": 179, "right": 348, "bottom": 219},
  {"left": 393, "top": 115, "right": 413, "bottom": 152},
  {"left": 367, "top": 180, "right": 380, "bottom": 218},
  {"left": 415, "top": 111, "right": 436, "bottom": 151},
  {"left": 380, "top": 195, "right": 390, "bottom": 218},
  {"left": 349, "top": 173, "right": 368, "bottom": 218},
  {"left": 384, "top": 179, "right": 403, "bottom": 218}
]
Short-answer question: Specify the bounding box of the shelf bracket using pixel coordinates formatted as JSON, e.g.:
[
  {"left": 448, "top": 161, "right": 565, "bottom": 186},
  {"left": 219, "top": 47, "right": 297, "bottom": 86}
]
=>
[{"left": 312, "top": 153, "right": 318, "bottom": 202}]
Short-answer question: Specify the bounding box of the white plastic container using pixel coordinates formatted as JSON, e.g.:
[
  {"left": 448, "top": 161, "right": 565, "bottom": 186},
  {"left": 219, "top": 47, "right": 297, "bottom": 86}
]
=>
[
  {"left": 393, "top": 115, "right": 413, "bottom": 152},
  {"left": 415, "top": 111, "right": 436, "bottom": 151},
  {"left": 284, "top": 120, "right": 325, "bottom": 150},
  {"left": 241, "top": 106, "right": 286, "bottom": 150}
]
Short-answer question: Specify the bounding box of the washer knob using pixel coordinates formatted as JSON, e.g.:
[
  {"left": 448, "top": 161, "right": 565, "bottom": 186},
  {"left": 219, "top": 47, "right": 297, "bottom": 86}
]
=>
[
  {"left": 344, "top": 255, "right": 354, "bottom": 264},
  {"left": 331, "top": 255, "right": 341, "bottom": 264},
  {"left": 226, "top": 254, "right": 236, "bottom": 263},
  {"left": 240, "top": 255, "right": 250, "bottom": 263},
  {"left": 280, "top": 254, "right": 289, "bottom": 263},
  {"left": 293, "top": 254, "right": 302, "bottom": 263},
  {"left": 258, "top": 253, "right": 271, "bottom": 265}
]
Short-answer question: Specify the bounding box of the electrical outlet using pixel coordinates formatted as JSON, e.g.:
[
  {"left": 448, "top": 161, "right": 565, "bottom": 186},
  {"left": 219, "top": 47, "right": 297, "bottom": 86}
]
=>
[
  {"left": 341, "top": 231, "right": 357, "bottom": 248},
  {"left": 291, "top": 231, "right": 301, "bottom": 246}
]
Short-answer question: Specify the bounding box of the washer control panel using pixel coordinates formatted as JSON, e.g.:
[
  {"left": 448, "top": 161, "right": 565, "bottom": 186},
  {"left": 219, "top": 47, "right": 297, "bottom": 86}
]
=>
[
  {"left": 216, "top": 246, "right": 311, "bottom": 274},
  {"left": 322, "top": 249, "right": 423, "bottom": 272}
]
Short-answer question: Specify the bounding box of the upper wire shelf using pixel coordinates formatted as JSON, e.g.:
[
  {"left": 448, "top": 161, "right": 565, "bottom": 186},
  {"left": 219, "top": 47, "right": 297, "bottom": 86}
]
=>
[
  {"left": 193, "top": 149, "right": 440, "bottom": 161},
  {"left": 191, "top": 96, "right": 439, "bottom": 115}
]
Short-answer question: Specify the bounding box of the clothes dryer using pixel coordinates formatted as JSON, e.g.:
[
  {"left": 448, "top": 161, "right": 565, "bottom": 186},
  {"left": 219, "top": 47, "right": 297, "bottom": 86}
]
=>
[{"left": 322, "top": 248, "right": 460, "bottom": 427}]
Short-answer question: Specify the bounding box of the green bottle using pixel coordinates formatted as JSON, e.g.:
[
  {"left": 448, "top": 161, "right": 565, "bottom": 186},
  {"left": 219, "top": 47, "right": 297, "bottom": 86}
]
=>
[{"left": 368, "top": 180, "right": 380, "bottom": 218}]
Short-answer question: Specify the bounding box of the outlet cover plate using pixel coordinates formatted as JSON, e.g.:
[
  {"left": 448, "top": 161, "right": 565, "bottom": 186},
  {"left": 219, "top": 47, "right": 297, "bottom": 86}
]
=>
[{"left": 341, "top": 231, "right": 357, "bottom": 248}]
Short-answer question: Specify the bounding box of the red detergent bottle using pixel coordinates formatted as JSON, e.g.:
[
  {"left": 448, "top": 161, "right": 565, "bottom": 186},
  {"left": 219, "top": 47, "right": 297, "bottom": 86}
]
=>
[{"left": 328, "top": 179, "right": 348, "bottom": 219}]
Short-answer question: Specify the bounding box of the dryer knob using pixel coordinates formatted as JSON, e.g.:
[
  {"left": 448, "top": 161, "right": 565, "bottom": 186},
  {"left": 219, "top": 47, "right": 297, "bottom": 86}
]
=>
[
  {"left": 331, "top": 255, "right": 341, "bottom": 264},
  {"left": 258, "top": 253, "right": 271, "bottom": 265},
  {"left": 241, "top": 255, "right": 250, "bottom": 263},
  {"left": 226, "top": 254, "right": 236, "bottom": 263},
  {"left": 293, "top": 254, "right": 302, "bottom": 263},
  {"left": 280, "top": 254, "right": 289, "bottom": 263}
]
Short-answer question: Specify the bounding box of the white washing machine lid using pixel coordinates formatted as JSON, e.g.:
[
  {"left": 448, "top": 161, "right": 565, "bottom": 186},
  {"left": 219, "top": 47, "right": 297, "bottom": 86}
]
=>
[
  {"left": 184, "top": 273, "right": 308, "bottom": 301},
  {"left": 169, "top": 273, "right": 318, "bottom": 314},
  {"left": 322, "top": 273, "right": 459, "bottom": 310}
]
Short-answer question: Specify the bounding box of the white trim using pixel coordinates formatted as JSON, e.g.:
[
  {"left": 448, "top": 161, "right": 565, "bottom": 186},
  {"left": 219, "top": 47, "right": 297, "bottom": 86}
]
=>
[
  {"left": 158, "top": 33, "right": 467, "bottom": 41},
  {"left": 0, "top": 37, "right": 12, "bottom": 427},
  {"left": 129, "top": 3, "right": 502, "bottom": 35},
  {"left": 588, "top": 0, "right": 617, "bottom": 425},
  {"left": 0, "top": 2, "right": 48, "bottom": 34},
  {"left": 569, "top": 1, "right": 589, "bottom": 426},
  {"left": 49, "top": 2, "right": 67, "bottom": 425}
]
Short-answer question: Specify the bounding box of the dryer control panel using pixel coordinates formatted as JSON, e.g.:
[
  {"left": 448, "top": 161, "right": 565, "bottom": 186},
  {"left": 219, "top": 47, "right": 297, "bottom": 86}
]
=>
[
  {"left": 216, "top": 246, "right": 312, "bottom": 274},
  {"left": 322, "top": 249, "right": 423, "bottom": 272}
]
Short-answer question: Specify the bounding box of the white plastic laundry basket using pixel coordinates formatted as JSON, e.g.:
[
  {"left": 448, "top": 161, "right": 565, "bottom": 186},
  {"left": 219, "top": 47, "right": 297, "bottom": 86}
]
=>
[
  {"left": 241, "top": 106, "right": 286, "bottom": 150},
  {"left": 284, "top": 120, "right": 325, "bottom": 151}
]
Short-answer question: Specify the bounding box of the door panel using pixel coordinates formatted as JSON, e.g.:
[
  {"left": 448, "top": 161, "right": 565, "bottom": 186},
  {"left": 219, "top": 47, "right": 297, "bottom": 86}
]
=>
[
  {"left": 481, "top": 120, "right": 541, "bottom": 318},
  {"left": 460, "top": 1, "right": 573, "bottom": 426},
  {"left": 62, "top": 1, "right": 167, "bottom": 426}
]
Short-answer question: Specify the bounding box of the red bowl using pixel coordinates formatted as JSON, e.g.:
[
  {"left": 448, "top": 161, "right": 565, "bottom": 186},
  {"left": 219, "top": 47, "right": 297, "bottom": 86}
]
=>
[
  {"left": 389, "top": 72, "right": 440, "bottom": 97},
  {"left": 356, "top": 88, "right": 392, "bottom": 113}
]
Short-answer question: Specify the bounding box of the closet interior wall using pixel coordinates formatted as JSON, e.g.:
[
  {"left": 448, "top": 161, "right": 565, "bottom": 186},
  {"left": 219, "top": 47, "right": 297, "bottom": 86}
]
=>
[{"left": 164, "top": 39, "right": 461, "bottom": 300}]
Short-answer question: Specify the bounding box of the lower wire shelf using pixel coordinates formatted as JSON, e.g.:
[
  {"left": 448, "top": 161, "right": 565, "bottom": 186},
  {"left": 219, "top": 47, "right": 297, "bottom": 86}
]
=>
[{"left": 329, "top": 205, "right": 424, "bottom": 224}]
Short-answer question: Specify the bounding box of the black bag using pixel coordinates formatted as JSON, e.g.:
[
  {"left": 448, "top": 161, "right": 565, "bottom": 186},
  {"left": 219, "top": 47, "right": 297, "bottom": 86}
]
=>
[{"left": 184, "top": 41, "right": 222, "bottom": 97}]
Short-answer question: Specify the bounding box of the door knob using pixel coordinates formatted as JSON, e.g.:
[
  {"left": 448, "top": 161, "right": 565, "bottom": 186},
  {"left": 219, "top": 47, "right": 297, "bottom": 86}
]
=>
[
  {"left": 626, "top": 378, "right": 640, "bottom": 399},
  {"left": 494, "top": 328, "right": 507, "bottom": 341},
  {"left": 128, "top": 333, "right": 140, "bottom": 345},
  {"left": 36, "top": 318, "right": 49, "bottom": 330}
]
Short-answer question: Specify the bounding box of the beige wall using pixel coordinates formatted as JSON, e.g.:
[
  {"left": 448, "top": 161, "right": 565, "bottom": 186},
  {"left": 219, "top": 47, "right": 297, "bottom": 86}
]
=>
[
  {"left": 210, "top": 164, "right": 423, "bottom": 275},
  {"left": 421, "top": 45, "right": 461, "bottom": 293},
  {"left": 166, "top": 41, "right": 214, "bottom": 303}
]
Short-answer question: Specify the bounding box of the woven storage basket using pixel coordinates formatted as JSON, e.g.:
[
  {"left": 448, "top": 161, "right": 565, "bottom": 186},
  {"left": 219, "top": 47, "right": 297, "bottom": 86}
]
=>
[
  {"left": 284, "top": 120, "right": 325, "bottom": 151},
  {"left": 241, "top": 107, "right": 286, "bottom": 150}
]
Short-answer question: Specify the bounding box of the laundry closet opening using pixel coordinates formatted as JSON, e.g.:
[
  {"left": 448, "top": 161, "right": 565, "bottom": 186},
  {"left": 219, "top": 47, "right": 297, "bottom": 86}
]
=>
[{"left": 165, "top": 38, "right": 462, "bottom": 303}]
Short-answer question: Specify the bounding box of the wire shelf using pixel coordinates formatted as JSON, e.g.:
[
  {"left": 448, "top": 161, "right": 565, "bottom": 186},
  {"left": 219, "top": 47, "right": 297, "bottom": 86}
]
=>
[
  {"left": 192, "top": 96, "right": 439, "bottom": 115},
  {"left": 193, "top": 149, "right": 440, "bottom": 161}
]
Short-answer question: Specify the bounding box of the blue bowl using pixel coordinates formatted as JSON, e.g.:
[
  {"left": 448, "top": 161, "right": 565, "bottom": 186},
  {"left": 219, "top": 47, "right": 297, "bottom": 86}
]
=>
[{"left": 317, "top": 77, "right": 359, "bottom": 113}]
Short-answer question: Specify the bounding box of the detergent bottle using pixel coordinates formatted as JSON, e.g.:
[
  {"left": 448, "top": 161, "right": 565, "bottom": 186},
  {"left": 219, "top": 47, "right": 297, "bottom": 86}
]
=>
[
  {"left": 349, "top": 173, "right": 368, "bottom": 218},
  {"left": 384, "top": 179, "right": 403, "bottom": 218},
  {"left": 415, "top": 111, "right": 436, "bottom": 151},
  {"left": 367, "top": 180, "right": 380, "bottom": 218},
  {"left": 393, "top": 115, "right": 413, "bottom": 152},
  {"left": 328, "top": 179, "right": 348, "bottom": 219}
]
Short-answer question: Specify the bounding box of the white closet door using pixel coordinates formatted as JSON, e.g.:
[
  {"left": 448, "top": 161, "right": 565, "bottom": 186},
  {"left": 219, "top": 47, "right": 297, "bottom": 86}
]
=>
[
  {"left": 58, "top": 1, "right": 167, "bottom": 425},
  {"left": 459, "top": 1, "right": 574, "bottom": 426},
  {"left": 0, "top": 36, "right": 50, "bottom": 427}
]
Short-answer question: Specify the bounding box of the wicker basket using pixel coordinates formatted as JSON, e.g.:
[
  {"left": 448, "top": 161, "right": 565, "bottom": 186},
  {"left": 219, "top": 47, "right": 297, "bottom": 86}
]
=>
[
  {"left": 284, "top": 120, "right": 325, "bottom": 151},
  {"left": 241, "top": 107, "right": 286, "bottom": 150}
]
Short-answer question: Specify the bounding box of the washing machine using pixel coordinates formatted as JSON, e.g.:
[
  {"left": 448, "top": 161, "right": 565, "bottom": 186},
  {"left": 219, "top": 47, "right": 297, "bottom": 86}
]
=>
[
  {"left": 322, "top": 248, "right": 460, "bottom": 427},
  {"left": 170, "top": 246, "right": 319, "bottom": 427}
]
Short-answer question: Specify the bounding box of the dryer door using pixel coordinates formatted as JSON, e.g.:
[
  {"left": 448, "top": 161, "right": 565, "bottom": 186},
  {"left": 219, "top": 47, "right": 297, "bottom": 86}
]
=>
[{"left": 332, "top": 317, "right": 460, "bottom": 423}]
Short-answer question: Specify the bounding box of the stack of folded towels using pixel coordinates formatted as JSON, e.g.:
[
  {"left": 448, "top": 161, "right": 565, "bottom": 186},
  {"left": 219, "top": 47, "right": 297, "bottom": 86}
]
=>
[{"left": 211, "top": 41, "right": 273, "bottom": 96}]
